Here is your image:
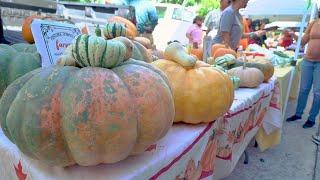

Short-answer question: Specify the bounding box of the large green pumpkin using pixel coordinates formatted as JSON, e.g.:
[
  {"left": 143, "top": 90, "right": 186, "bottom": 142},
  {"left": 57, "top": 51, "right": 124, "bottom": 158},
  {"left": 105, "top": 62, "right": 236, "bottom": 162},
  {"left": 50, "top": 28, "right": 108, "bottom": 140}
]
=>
[
  {"left": 0, "top": 36, "right": 174, "bottom": 167},
  {"left": 0, "top": 44, "right": 41, "bottom": 97}
]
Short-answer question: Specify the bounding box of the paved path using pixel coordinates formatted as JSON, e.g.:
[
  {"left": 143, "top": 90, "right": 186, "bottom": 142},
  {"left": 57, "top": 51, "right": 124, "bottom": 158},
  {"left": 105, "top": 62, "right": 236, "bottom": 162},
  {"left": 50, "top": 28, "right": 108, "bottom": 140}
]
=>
[{"left": 226, "top": 96, "right": 320, "bottom": 180}]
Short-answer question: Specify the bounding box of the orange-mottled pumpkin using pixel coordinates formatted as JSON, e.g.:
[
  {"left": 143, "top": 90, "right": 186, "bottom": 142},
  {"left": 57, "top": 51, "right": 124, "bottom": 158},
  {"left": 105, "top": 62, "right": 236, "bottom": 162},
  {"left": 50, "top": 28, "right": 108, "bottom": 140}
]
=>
[
  {"left": 22, "top": 15, "right": 43, "bottom": 43},
  {"left": 0, "top": 35, "right": 174, "bottom": 167},
  {"left": 152, "top": 42, "right": 234, "bottom": 124}
]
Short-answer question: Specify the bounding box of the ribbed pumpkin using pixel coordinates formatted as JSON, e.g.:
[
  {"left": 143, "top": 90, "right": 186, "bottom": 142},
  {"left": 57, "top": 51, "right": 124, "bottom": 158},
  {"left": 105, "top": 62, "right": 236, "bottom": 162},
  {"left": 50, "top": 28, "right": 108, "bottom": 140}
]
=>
[
  {"left": 0, "top": 35, "right": 174, "bottom": 167},
  {"left": 103, "top": 22, "right": 127, "bottom": 39},
  {"left": 108, "top": 16, "right": 138, "bottom": 38},
  {"left": 152, "top": 42, "right": 234, "bottom": 124},
  {"left": 228, "top": 64, "right": 264, "bottom": 88},
  {"left": 0, "top": 44, "right": 40, "bottom": 97},
  {"left": 211, "top": 43, "right": 226, "bottom": 55},
  {"left": 212, "top": 48, "right": 237, "bottom": 60},
  {"left": 70, "top": 34, "right": 128, "bottom": 68},
  {"left": 229, "top": 56, "right": 274, "bottom": 82},
  {"left": 22, "top": 15, "right": 43, "bottom": 43}
]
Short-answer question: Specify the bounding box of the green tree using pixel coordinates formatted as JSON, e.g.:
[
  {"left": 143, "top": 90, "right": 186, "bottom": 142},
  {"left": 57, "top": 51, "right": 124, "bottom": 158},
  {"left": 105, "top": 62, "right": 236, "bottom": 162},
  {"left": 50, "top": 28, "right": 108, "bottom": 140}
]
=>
[
  {"left": 197, "top": 0, "right": 220, "bottom": 17},
  {"left": 159, "top": 0, "right": 220, "bottom": 17}
]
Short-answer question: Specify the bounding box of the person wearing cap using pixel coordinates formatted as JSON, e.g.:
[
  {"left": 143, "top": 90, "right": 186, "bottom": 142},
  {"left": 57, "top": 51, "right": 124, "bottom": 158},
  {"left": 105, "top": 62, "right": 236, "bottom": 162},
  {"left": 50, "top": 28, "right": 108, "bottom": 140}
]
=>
[{"left": 212, "top": 0, "right": 266, "bottom": 51}]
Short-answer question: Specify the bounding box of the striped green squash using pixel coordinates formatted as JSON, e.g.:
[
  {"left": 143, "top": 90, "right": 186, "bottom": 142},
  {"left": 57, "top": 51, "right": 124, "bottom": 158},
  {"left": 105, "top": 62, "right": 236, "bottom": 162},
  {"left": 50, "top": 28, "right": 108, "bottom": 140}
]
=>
[
  {"left": 230, "top": 76, "right": 240, "bottom": 90},
  {"left": 71, "top": 34, "right": 128, "bottom": 68},
  {"left": 103, "top": 22, "right": 127, "bottom": 39}
]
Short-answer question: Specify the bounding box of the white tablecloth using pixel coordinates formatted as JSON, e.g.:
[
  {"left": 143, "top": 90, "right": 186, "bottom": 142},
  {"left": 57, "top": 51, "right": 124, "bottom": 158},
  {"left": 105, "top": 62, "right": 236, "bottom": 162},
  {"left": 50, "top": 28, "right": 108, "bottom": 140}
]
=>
[{"left": 0, "top": 78, "right": 276, "bottom": 180}]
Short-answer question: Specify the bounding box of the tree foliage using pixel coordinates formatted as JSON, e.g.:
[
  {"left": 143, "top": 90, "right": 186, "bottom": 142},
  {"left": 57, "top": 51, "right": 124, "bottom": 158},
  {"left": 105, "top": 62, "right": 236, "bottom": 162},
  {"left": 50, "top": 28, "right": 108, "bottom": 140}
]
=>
[{"left": 159, "top": 0, "right": 220, "bottom": 17}]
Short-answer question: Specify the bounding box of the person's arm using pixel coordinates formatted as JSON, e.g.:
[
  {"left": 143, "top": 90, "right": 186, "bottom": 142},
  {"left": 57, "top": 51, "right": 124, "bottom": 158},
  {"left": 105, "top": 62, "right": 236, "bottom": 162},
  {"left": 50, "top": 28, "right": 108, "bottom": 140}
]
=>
[
  {"left": 301, "top": 21, "right": 315, "bottom": 47},
  {"left": 219, "top": 10, "right": 234, "bottom": 48},
  {"left": 186, "top": 25, "right": 194, "bottom": 42},
  {"left": 221, "top": 32, "right": 231, "bottom": 48},
  {"left": 242, "top": 30, "right": 266, "bottom": 38}
]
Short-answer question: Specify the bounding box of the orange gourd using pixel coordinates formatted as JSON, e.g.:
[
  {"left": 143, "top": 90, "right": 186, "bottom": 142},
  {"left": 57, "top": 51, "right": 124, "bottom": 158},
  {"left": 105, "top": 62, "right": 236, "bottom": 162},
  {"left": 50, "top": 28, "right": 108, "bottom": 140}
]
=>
[
  {"left": 190, "top": 48, "right": 203, "bottom": 60},
  {"left": 213, "top": 48, "right": 237, "bottom": 59},
  {"left": 152, "top": 42, "right": 234, "bottom": 124},
  {"left": 211, "top": 43, "right": 226, "bottom": 55},
  {"left": 22, "top": 15, "right": 43, "bottom": 44}
]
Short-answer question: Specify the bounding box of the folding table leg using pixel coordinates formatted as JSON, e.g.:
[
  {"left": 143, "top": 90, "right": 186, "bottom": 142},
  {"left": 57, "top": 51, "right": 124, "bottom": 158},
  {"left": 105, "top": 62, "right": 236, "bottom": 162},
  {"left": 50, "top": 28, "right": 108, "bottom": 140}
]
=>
[{"left": 244, "top": 150, "right": 249, "bottom": 164}]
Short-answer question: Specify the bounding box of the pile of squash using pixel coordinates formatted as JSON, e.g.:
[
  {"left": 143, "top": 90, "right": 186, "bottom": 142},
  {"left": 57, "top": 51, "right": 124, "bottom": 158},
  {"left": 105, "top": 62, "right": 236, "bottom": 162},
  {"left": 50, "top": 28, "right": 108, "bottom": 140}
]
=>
[
  {"left": 207, "top": 43, "right": 274, "bottom": 88},
  {"left": 0, "top": 34, "right": 236, "bottom": 167},
  {"left": 0, "top": 34, "right": 175, "bottom": 167}
]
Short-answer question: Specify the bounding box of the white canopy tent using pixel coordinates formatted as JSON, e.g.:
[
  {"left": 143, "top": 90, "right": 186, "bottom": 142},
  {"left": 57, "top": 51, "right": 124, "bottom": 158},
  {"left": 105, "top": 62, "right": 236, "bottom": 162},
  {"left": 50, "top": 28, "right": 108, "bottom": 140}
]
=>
[
  {"left": 241, "top": 0, "right": 314, "bottom": 21},
  {"left": 243, "top": 0, "right": 320, "bottom": 123}
]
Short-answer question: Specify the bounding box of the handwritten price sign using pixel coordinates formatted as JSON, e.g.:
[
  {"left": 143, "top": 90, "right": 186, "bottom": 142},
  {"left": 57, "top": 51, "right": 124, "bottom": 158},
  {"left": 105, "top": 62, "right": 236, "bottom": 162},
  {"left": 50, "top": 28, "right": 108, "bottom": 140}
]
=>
[{"left": 31, "top": 19, "right": 81, "bottom": 67}]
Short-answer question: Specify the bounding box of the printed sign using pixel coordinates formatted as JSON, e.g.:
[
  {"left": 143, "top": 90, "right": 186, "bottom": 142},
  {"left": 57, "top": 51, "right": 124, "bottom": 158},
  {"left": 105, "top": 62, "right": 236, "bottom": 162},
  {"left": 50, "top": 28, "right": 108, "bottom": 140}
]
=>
[{"left": 31, "top": 19, "right": 81, "bottom": 67}]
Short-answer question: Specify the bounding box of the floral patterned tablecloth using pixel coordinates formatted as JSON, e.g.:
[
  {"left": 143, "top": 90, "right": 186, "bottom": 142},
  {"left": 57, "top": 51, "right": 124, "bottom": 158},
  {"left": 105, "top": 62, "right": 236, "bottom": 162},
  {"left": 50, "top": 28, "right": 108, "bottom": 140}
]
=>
[
  {"left": 214, "top": 78, "right": 275, "bottom": 179},
  {"left": 0, "top": 79, "right": 276, "bottom": 180}
]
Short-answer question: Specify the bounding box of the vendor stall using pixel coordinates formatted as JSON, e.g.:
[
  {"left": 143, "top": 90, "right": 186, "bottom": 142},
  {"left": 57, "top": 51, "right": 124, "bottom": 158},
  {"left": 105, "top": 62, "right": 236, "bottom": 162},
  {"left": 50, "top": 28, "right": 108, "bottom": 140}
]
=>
[
  {"left": 243, "top": 0, "right": 319, "bottom": 151},
  {"left": 0, "top": 77, "right": 276, "bottom": 180}
]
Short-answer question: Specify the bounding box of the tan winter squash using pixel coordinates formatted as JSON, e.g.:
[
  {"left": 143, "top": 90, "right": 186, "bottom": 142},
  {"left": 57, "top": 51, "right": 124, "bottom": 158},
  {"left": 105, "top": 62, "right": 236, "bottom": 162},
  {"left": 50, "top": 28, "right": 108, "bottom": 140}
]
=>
[
  {"left": 228, "top": 62, "right": 264, "bottom": 88},
  {"left": 152, "top": 42, "right": 234, "bottom": 124},
  {"left": 133, "top": 36, "right": 152, "bottom": 49}
]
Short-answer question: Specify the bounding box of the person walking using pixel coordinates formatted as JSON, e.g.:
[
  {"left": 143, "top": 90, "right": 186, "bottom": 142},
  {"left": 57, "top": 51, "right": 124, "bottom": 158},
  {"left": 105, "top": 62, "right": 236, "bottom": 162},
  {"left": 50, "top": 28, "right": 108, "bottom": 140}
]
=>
[{"left": 286, "top": 12, "right": 320, "bottom": 128}]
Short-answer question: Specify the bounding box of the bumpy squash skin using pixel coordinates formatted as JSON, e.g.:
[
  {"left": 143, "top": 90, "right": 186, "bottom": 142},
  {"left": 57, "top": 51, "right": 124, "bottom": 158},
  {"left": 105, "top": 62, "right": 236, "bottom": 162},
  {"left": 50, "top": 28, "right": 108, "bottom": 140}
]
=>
[{"left": 1, "top": 60, "right": 174, "bottom": 166}]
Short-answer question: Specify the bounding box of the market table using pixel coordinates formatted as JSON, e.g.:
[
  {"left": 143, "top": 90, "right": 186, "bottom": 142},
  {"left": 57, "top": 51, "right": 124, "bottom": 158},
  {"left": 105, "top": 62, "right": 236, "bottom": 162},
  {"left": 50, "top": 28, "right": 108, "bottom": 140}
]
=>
[
  {"left": 214, "top": 78, "right": 275, "bottom": 179},
  {"left": 256, "top": 65, "right": 301, "bottom": 151},
  {"left": 0, "top": 79, "right": 276, "bottom": 180}
]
